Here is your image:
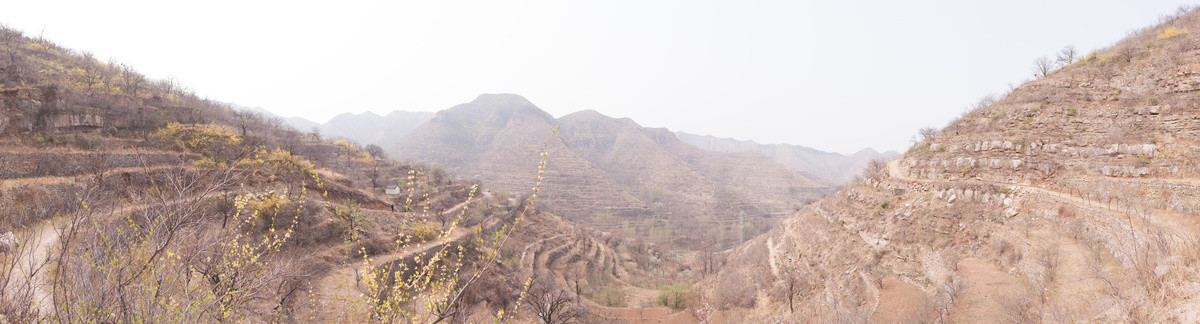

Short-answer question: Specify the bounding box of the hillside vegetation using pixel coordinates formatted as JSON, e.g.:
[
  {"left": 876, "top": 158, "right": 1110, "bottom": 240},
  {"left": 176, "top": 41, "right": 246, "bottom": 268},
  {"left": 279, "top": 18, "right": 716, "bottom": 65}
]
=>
[{"left": 0, "top": 24, "right": 692, "bottom": 323}]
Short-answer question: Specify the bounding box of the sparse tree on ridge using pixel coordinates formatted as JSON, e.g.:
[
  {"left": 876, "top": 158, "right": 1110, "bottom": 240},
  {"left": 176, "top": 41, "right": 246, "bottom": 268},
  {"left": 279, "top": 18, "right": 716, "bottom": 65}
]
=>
[
  {"left": 1033, "top": 56, "right": 1055, "bottom": 77},
  {"left": 1056, "top": 45, "right": 1078, "bottom": 66},
  {"left": 118, "top": 63, "right": 146, "bottom": 96},
  {"left": 917, "top": 126, "right": 939, "bottom": 143}
]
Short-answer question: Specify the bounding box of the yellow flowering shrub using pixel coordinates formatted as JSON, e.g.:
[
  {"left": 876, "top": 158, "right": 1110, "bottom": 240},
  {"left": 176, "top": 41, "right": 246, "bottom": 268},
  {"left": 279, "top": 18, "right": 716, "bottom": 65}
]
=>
[
  {"left": 151, "top": 123, "right": 249, "bottom": 167},
  {"left": 1158, "top": 27, "right": 1189, "bottom": 40}
]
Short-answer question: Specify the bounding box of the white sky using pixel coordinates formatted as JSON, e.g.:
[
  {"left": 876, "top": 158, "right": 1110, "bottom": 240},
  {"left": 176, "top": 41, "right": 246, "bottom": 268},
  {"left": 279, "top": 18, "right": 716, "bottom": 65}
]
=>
[{"left": 1, "top": 1, "right": 1192, "bottom": 154}]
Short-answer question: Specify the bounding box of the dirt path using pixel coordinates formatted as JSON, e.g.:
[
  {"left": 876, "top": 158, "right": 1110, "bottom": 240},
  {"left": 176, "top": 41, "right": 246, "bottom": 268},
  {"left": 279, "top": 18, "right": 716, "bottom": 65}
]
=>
[
  {"left": 874, "top": 277, "right": 931, "bottom": 323},
  {"left": 7, "top": 219, "right": 61, "bottom": 315},
  {"left": 0, "top": 164, "right": 183, "bottom": 189},
  {"left": 946, "top": 258, "right": 1023, "bottom": 323},
  {"left": 887, "top": 160, "right": 1200, "bottom": 237},
  {"left": 1075, "top": 175, "right": 1200, "bottom": 186},
  {"left": 7, "top": 195, "right": 208, "bottom": 317},
  {"left": 0, "top": 146, "right": 175, "bottom": 155},
  {"left": 520, "top": 234, "right": 564, "bottom": 268}
]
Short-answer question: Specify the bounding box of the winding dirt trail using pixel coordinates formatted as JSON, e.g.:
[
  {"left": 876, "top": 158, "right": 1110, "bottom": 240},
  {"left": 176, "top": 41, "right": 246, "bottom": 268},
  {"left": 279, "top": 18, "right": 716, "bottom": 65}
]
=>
[
  {"left": 886, "top": 160, "right": 1199, "bottom": 237},
  {"left": 7, "top": 219, "right": 61, "bottom": 315},
  {"left": 0, "top": 164, "right": 184, "bottom": 189}
]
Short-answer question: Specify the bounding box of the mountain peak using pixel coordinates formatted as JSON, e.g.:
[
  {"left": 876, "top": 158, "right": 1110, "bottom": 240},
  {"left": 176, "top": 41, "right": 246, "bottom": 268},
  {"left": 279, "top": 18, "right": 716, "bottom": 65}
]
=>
[
  {"left": 469, "top": 93, "right": 535, "bottom": 109},
  {"left": 435, "top": 93, "right": 553, "bottom": 125},
  {"left": 328, "top": 111, "right": 381, "bottom": 121},
  {"left": 850, "top": 147, "right": 879, "bottom": 156},
  {"left": 384, "top": 110, "right": 434, "bottom": 119}
]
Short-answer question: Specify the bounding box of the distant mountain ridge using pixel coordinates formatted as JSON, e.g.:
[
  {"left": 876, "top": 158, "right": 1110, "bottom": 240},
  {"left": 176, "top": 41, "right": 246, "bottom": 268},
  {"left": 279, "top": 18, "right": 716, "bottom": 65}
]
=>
[
  {"left": 674, "top": 132, "right": 900, "bottom": 184},
  {"left": 390, "top": 93, "right": 832, "bottom": 248},
  {"left": 261, "top": 110, "right": 435, "bottom": 147}
]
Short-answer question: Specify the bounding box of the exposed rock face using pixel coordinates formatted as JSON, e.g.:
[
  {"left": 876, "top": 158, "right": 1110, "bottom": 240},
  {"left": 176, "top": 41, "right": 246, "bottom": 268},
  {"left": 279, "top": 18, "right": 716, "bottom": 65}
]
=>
[
  {"left": 0, "top": 86, "right": 156, "bottom": 133},
  {"left": 42, "top": 114, "right": 104, "bottom": 129},
  {"left": 0, "top": 232, "right": 16, "bottom": 253},
  {"left": 712, "top": 10, "right": 1200, "bottom": 323}
]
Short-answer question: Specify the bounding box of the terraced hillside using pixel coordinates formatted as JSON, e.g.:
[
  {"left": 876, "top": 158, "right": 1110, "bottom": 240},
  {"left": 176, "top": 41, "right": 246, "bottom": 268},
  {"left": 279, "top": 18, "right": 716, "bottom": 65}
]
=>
[
  {"left": 707, "top": 9, "right": 1200, "bottom": 323},
  {"left": 393, "top": 94, "right": 831, "bottom": 249}
]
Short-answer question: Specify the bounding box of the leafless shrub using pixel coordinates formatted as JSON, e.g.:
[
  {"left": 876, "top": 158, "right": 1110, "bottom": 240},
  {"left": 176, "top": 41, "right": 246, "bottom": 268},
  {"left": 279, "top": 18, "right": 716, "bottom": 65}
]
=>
[
  {"left": 717, "top": 270, "right": 757, "bottom": 308},
  {"left": 994, "top": 239, "right": 1023, "bottom": 265},
  {"left": 1037, "top": 242, "right": 1061, "bottom": 286},
  {"left": 863, "top": 159, "right": 887, "bottom": 181},
  {"left": 999, "top": 289, "right": 1042, "bottom": 323},
  {"left": 1057, "top": 205, "right": 1077, "bottom": 219},
  {"left": 936, "top": 272, "right": 962, "bottom": 321},
  {"left": 1115, "top": 45, "right": 1137, "bottom": 63}
]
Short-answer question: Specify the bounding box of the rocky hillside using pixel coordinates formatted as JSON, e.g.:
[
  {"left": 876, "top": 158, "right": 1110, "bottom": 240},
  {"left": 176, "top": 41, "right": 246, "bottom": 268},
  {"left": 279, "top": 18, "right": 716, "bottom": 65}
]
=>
[
  {"left": 707, "top": 9, "right": 1200, "bottom": 323},
  {"left": 676, "top": 131, "right": 900, "bottom": 184},
  {"left": 392, "top": 94, "right": 832, "bottom": 249}
]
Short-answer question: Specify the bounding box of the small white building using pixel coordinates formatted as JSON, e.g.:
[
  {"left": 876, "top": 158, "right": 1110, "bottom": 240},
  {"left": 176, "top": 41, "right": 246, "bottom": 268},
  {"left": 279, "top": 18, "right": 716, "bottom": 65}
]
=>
[{"left": 385, "top": 184, "right": 401, "bottom": 195}]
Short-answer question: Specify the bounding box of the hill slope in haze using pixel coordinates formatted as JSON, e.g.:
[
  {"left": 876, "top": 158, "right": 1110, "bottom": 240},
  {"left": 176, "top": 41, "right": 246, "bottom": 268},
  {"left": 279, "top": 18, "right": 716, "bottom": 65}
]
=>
[
  {"left": 392, "top": 94, "right": 832, "bottom": 249},
  {"left": 707, "top": 9, "right": 1200, "bottom": 323},
  {"left": 284, "top": 110, "right": 434, "bottom": 147},
  {"left": 676, "top": 131, "right": 901, "bottom": 184}
]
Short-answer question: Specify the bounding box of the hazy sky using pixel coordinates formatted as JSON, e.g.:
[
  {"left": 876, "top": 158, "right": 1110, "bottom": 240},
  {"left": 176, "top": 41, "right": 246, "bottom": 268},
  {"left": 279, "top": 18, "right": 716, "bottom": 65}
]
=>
[{"left": 1, "top": 1, "right": 1191, "bottom": 154}]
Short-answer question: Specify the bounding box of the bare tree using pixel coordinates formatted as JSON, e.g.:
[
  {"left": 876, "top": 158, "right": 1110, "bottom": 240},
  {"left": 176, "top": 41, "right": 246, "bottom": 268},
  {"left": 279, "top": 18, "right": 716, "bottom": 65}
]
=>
[
  {"left": 77, "top": 51, "right": 105, "bottom": 91},
  {"left": 82, "top": 152, "right": 113, "bottom": 182},
  {"left": 367, "top": 162, "right": 382, "bottom": 189},
  {"left": 864, "top": 158, "right": 887, "bottom": 181},
  {"left": 1037, "top": 242, "right": 1061, "bottom": 286},
  {"left": 1056, "top": 45, "right": 1078, "bottom": 66},
  {"left": 1177, "top": 5, "right": 1194, "bottom": 17},
  {"left": 1033, "top": 55, "right": 1054, "bottom": 77},
  {"left": 781, "top": 270, "right": 809, "bottom": 313},
  {"left": 972, "top": 93, "right": 999, "bottom": 111},
  {"left": 155, "top": 76, "right": 184, "bottom": 97},
  {"left": 1116, "top": 46, "right": 1137, "bottom": 63},
  {"left": 523, "top": 278, "right": 580, "bottom": 324},
  {"left": 697, "top": 242, "right": 720, "bottom": 277},
  {"left": 102, "top": 57, "right": 120, "bottom": 93},
  {"left": 118, "top": 63, "right": 146, "bottom": 96},
  {"left": 365, "top": 144, "right": 386, "bottom": 160},
  {"left": 916, "top": 126, "right": 939, "bottom": 143},
  {"left": 308, "top": 127, "right": 321, "bottom": 141}
]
